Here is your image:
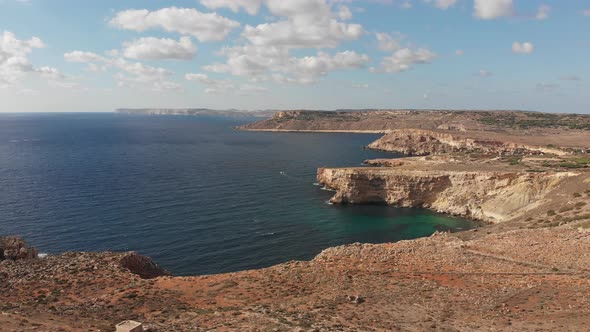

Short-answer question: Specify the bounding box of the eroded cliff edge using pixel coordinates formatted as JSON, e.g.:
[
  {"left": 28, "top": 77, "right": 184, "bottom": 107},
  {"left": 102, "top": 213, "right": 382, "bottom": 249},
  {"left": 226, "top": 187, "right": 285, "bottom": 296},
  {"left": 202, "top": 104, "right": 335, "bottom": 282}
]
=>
[{"left": 317, "top": 167, "right": 581, "bottom": 223}]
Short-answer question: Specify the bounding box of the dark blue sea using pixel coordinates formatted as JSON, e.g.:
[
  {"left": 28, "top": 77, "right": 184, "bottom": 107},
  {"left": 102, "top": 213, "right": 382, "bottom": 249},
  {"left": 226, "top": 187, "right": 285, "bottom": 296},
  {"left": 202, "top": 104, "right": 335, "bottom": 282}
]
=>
[{"left": 0, "top": 113, "right": 472, "bottom": 275}]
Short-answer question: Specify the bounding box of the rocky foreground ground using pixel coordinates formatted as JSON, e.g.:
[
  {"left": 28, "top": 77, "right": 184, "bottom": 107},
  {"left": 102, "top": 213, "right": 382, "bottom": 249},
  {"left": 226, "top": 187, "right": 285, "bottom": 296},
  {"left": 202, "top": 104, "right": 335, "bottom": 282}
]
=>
[{"left": 3, "top": 226, "right": 590, "bottom": 331}]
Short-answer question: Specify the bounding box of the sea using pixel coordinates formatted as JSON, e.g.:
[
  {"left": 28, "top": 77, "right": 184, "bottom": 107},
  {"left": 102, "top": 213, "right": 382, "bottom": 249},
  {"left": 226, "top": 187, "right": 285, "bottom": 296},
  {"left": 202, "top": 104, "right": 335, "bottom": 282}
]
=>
[{"left": 0, "top": 113, "right": 472, "bottom": 275}]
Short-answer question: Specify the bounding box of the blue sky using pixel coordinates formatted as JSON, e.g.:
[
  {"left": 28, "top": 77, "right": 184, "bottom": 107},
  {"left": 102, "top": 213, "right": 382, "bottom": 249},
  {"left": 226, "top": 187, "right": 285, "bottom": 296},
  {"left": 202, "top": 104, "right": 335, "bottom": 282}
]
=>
[{"left": 0, "top": 0, "right": 589, "bottom": 112}]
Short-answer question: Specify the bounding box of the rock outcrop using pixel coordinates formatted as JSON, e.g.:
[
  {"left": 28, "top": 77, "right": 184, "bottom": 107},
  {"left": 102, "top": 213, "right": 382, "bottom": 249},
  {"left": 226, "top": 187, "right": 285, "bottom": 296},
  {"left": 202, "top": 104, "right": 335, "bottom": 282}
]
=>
[
  {"left": 368, "top": 129, "right": 567, "bottom": 156},
  {"left": 317, "top": 168, "right": 577, "bottom": 223},
  {"left": 0, "top": 236, "right": 38, "bottom": 261},
  {"left": 119, "top": 252, "right": 170, "bottom": 279}
]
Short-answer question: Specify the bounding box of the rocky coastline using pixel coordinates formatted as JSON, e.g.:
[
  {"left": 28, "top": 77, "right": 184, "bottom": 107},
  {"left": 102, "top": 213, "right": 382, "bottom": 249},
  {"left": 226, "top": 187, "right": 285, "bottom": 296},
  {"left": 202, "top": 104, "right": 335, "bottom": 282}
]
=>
[{"left": 3, "top": 109, "right": 590, "bottom": 331}]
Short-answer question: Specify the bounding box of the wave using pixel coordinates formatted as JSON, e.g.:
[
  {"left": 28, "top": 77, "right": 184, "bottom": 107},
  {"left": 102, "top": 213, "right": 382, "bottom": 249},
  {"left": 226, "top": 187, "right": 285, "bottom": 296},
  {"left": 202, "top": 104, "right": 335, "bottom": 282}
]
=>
[{"left": 9, "top": 138, "right": 41, "bottom": 143}]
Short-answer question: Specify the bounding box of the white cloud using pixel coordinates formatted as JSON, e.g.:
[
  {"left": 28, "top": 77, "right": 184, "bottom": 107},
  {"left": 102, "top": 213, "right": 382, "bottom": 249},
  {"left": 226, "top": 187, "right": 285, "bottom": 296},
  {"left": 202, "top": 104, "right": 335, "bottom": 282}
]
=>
[
  {"left": 0, "top": 31, "right": 70, "bottom": 88},
  {"left": 64, "top": 50, "right": 181, "bottom": 91},
  {"left": 475, "top": 69, "right": 492, "bottom": 77},
  {"left": 196, "top": 0, "right": 367, "bottom": 85},
  {"left": 199, "top": 0, "right": 263, "bottom": 15},
  {"left": 185, "top": 73, "right": 266, "bottom": 94},
  {"left": 375, "top": 47, "right": 436, "bottom": 73},
  {"left": 242, "top": 0, "right": 364, "bottom": 49},
  {"left": 338, "top": 5, "right": 353, "bottom": 19},
  {"left": 583, "top": 9, "right": 590, "bottom": 17},
  {"left": 455, "top": 49, "right": 464, "bottom": 56},
  {"left": 64, "top": 51, "right": 106, "bottom": 63},
  {"left": 474, "top": 0, "right": 514, "bottom": 20},
  {"left": 109, "top": 7, "right": 240, "bottom": 42},
  {"left": 35, "top": 66, "right": 66, "bottom": 80},
  {"left": 122, "top": 37, "right": 197, "bottom": 61},
  {"left": 204, "top": 45, "right": 369, "bottom": 84},
  {"left": 376, "top": 32, "right": 401, "bottom": 52},
  {"left": 512, "top": 41, "right": 534, "bottom": 54},
  {"left": 424, "top": 0, "right": 457, "bottom": 10},
  {"left": 293, "top": 51, "right": 369, "bottom": 83},
  {"left": 204, "top": 45, "right": 289, "bottom": 77},
  {"left": 536, "top": 5, "right": 550, "bottom": 20}
]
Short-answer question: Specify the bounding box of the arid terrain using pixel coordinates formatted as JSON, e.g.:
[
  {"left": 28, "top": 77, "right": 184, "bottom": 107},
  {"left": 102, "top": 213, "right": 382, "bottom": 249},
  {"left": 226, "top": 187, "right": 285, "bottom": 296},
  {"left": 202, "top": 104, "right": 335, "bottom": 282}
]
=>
[{"left": 3, "top": 109, "right": 590, "bottom": 331}]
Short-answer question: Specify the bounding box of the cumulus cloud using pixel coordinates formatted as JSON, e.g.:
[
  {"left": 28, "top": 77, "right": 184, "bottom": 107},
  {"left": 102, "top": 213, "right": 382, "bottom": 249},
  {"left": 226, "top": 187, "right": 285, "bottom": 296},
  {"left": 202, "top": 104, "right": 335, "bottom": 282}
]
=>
[
  {"left": 199, "top": 1, "right": 369, "bottom": 84},
  {"left": 199, "top": 0, "right": 263, "bottom": 15},
  {"left": 35, "top": 66, "right": 66, "bottom": 80},
  {"left": 512, "top": 41, "right": 534, "bottom": 54},
  {"left": 205, "top": 45, "right": 369, "bottom": 84},
  {"left": 64, "top": 51, "right": 107, "bottom": 63},
  {"left": 292, "top": 51, "right": 369, "bottom": 83},
  {"left": 338, "top": 5, "right": 353, "bottom": 19},
  {"left": 0, "top": 30, "right": 71, "bottom": 88},
  {"left": 376, "top": 32, "right": 401, "bottom": 52},
  {"left": 242, "top": 0, "right": 364, "bottom": 49},
  {"left": 122, "top": 37, "right": 197, "bottom": 60},
  {"left": 375, "top": 47, "right": 436, "bottom": 73},
  {"left": 64, "top": 50, "right": 181, "bottom": 91},
  {"left": 536, "top": 5, "right": 550, "bottom": 20},
  {"left": 109, "top": 7, "right": 240, "bottom": 42},
  {"left": 185, "top": 73, "right": 266, "bottom": 94},
  {"left": 373, "top": 31, "right": 436, "bottom": 73},
  {"left": 474, "top": 0, "right": 514, "bottom": 20},
  {"left": 1, "top": 31, "right": 43, "bottom": 87},
  {"left": 424, "top": 0, "right": 457, "bottom": 10},
  {"left": 354, "top": 0, "right": 455, "bottom": 10}
]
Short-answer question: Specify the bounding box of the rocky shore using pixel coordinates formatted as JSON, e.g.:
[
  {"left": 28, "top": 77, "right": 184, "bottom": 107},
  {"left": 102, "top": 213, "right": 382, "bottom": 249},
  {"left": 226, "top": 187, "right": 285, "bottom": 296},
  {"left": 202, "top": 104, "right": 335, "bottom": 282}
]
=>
[{"left": 3, "top": 109, "right": 590, "bottom": 331}]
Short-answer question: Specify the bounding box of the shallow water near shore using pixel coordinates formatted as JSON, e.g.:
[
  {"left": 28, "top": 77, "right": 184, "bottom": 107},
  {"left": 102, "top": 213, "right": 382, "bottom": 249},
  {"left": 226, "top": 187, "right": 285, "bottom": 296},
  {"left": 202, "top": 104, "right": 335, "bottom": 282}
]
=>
[{"left": 0, "top": 113, "right": 472, "bottom": 275}]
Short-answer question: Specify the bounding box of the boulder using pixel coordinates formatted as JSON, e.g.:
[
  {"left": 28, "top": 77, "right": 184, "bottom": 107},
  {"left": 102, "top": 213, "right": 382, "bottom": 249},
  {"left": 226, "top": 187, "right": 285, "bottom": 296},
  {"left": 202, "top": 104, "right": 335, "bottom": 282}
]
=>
[
  {"left": 120, "top": 252, "right": 170, "bottom": 279},
  {"left": 0, "top": 237, "right": 38, "bottom": 261}
]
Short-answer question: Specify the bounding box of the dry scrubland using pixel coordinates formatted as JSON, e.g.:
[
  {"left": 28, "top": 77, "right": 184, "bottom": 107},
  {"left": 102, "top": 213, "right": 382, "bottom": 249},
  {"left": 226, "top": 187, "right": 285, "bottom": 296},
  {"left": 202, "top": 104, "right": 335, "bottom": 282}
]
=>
[{"left": 3, "top": 109, "right": 590, "bottom": 331}]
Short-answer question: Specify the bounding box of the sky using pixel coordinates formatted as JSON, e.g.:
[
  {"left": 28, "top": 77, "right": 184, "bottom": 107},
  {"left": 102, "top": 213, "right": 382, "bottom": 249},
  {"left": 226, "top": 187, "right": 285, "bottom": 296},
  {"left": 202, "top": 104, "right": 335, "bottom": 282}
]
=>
[{"left": 0, "top": 0, "right": 589, "bottom": 113}]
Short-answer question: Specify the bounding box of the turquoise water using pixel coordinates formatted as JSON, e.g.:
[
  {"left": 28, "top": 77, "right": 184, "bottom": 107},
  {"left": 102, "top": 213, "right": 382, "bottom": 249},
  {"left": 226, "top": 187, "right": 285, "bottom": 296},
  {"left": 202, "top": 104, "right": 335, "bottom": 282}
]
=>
[{"left": 0, "top": 113, "right": 472, "bottom": 275}]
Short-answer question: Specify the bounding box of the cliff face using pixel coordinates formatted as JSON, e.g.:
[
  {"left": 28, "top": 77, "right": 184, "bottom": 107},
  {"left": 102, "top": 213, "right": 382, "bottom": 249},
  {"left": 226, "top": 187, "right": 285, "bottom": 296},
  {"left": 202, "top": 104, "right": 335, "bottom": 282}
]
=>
[
  {"left": 368, "top": 129, "right": 567, "bottom": 156},
  {"left": 317, "top": 168, "right": 576, "bottom": 223}
]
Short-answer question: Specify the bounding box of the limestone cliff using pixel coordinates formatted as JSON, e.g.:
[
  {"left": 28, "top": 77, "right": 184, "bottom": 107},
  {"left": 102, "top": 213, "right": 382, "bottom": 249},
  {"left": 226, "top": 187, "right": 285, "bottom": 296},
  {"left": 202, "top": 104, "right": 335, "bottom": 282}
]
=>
[
  {"left": 368, "top": 129, "right": 567, "bottom": 156},
  {"left": 317, "top": 168, "right": 577, "bottom": 223}
]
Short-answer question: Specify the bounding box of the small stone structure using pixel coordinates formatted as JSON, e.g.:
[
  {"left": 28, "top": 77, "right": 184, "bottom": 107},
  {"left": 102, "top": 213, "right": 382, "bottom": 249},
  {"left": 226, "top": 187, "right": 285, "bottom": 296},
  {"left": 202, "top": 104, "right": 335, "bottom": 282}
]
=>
[{"left": 115, "top": 320, "right": 144, "bottom": 332}]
